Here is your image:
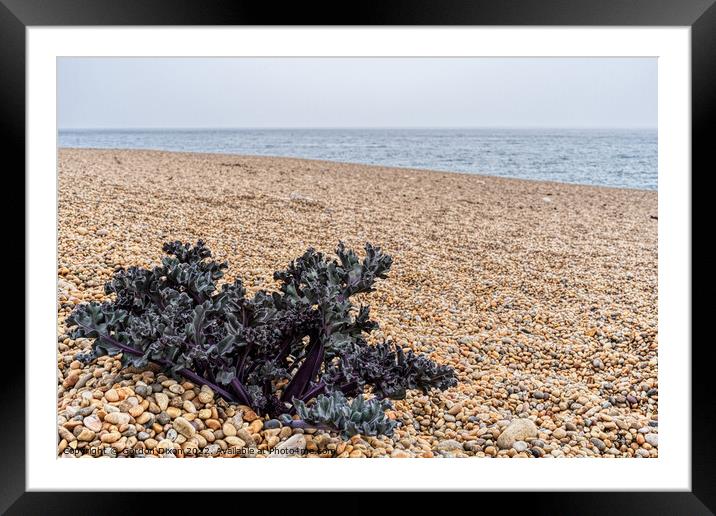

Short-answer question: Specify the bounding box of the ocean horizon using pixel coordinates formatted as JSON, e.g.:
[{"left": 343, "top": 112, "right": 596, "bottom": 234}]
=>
[{"left": 58, "top": 127, "right": 657, "bottom": 190}]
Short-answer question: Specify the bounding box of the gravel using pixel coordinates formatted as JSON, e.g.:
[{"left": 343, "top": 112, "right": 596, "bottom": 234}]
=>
[{"left": 56, "top": 149, "right": 658, "bottom": 458}]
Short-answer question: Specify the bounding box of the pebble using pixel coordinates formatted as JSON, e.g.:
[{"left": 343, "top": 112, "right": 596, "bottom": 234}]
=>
[
  {"left": 77, "top": 428, "right": 95, "bottom": 441},
  {"left": 155, "top": 393, "right": 169, "bottom": 411},
  {"left": 198, "top": 390, "right": 214, "bottom": 404},
  {"left": 173, "top": 417, "right": 196, "bottom": 438},
  {"left": 83, "top": 415, "right": 102, "bottom": 432},
  {"left": 270, "top": 434, "right": 307, "bottom": 457},
  {"left": 105, "top": 389, "right": 119, "bottom": 402},
  {"left": 135, "top": 385, "right": 150, "bottom": 397},
  {"left": 56, "top": 150, "right": 658, "bottom": 460},
  {"left": 101, "top": 431, "right": 121, "bottom": 443},
  {"left": 156, "top": 439, "right": 175, "bottom": 451},
  {"left": 447, "top": 404, "right": 463, "bottom": 416},
  {"left": 225, "top": 436, "right": 246, "bottom": 447},
  {"left": 436, "top": 439, "right": 463, "bottom": 452},
  {"left": 237, "top": 428, "right": 255, "bottom": 446},
  {"left": 645, "top": 434, "right": 658, "bottom": 447},
  {"left": 512, "top": 441, "right": 528, "bottom": 452},
  {"left": 496, "top": 419, "right": 538, "bottom": 449},
  {"left": 104, "top": 412, "right": 130, "bottom": 425},
  {"left": 590, "top": 437, "right": 606, "bottom": 452},
  {"left": 169, "top": 384, "right": 185, "bottom": 395},
  {"left": 222, "top": 422, "right": 237, "bottom": 437}
]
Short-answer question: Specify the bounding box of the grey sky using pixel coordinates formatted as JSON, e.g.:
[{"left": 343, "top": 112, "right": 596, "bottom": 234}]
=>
[{"left": 58, "top": 57, "right": 657, "bottom": 129}]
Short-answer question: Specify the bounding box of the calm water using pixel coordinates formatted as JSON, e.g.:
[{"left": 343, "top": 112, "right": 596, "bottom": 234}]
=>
[{"left": 59, "top": 128, "right": 657, "bottom": 190}]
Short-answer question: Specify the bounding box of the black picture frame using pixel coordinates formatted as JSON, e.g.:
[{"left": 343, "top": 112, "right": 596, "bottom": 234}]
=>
[{"left": 3, "top": 0, "right": 709, "bottom": 513}]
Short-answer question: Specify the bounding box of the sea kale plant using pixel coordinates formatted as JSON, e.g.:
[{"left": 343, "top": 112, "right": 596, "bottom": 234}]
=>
[{"left": 67, "top": 240, "right": 457, "bottom": 437}]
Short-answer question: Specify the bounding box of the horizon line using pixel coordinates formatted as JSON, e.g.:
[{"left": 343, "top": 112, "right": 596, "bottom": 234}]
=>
[{"left": 59, "top": 125, "right": 658, "bottom": 131}]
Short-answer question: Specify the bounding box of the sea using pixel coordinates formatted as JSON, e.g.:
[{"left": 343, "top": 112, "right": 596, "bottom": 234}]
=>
[{"left": 59, "top": 128, "right": 657, "bottom": 190}]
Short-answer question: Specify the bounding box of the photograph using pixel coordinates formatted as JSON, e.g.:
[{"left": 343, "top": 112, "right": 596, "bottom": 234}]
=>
[{"left": 55, "top": 56, "right": 659, "bottom": 460}]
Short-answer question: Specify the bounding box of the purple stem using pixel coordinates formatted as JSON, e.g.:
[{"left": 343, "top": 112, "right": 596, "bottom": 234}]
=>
[
  {"left": 235, "top": 343, "right": 252, "bottom": 382},
  {"left": 281, "top": 336, "right": 324, "bottom": 402},
  {"left": 172, "top": 366, "right": 236, "bottom": 402},
  {"left": 230, "top": 378, "right": 253, "bottom": 406},
  {"left": 286, "top": 419, "right": 334, "bottom": 432},
  {"left": 79, "top": 324, "right": 237, "bottom": 402},
  {"left": 299, "top": 382, "right": 326, "bottom": 402}
]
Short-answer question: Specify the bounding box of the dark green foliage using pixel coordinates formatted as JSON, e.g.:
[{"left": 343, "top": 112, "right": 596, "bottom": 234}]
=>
[
  {"left": 67, "top": 240, "right": 457, "bottom": 435},
  {"left": 289, "top": 391, "right": 398, "bottom": 438},
  {"left": 325, "top": 341, "right": 458, "bottom": 400}
]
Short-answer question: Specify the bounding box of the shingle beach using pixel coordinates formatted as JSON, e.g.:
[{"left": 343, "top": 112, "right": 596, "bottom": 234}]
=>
[{"left": 57, "top": 148, "right": 658, "bottom": 458}]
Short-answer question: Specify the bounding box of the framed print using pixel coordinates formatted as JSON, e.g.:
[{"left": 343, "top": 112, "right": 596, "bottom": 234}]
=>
[{"left": 4, "top": 0, "right": 711, "bottom": 512}]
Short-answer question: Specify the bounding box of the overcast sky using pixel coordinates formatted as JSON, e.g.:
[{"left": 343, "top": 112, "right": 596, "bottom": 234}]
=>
[{"left": 58, "top": 57, "right": 657, "bottom": 130}]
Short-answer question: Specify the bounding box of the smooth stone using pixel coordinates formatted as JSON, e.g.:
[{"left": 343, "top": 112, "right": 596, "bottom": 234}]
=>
[
  {"left": 104, "top": 412, "right": 130, "bottom": 425},
  {"left": 645, "top": 434, "right": 658, "bottom": 447},
  {"left": 105, "top": 389, "right": 120, "bottom": 402},
  {"left": 155, "top": 393, "right": 169, "bottom": 411},
  {"left": 101, "top": 431, "right": 121, "bottom": 443},
  {"left": 512, "top": 441, "right": 528, "bottom": 452},
  {"left": 447, "top": 404, "right": 463, "bottom": 416},
  {"left": 75, "top": 373, "right": 92, "bottom": 389},
  {"left": 222, "top": 422, "right": 237, "bottom": 437},
  {"left": 436, "top": 439, "right": 463, "bottom": 452},
  {"left": 83, "top": 415, "right": 102, "bottom": 432},
  {"left": 77, "top": 428, "right": 95, "bottom": 441},
  {"left": 225, "top": 436, "right": 246, "bottom": 447},
  {"left": 166, "top": 407, "right": 181, "bottom": 419},
  {"left": 590, "top": 437, "right": 607, "bottom": 452},
  {"left": 496, "top": 419, "right": 538, "bottom": 449},
  {"left": 134, "top": 385, "right": 150, "bottom": 397},
  {"left": 269, "top": 434, "right": 306, "bottom": 457},
  {"left": 169, "top": 384, "right": 185, "bottom": 395},
  {"left": 173, "top": 417, "right": 196, "bottom": 438},
  {"left": 198, "top": 390, "right": 214, "bottom": 404},
  {"left": 156, "top": 439, "right": 175, "bottom": 451}
]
